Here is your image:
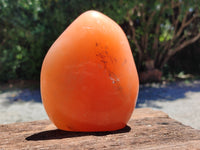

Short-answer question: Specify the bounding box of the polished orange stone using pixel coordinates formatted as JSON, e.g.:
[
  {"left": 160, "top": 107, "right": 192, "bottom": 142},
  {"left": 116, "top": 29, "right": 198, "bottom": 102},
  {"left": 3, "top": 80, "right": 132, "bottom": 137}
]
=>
[{"left": 41, "top": 10, "right": 139, "bottom": 132}]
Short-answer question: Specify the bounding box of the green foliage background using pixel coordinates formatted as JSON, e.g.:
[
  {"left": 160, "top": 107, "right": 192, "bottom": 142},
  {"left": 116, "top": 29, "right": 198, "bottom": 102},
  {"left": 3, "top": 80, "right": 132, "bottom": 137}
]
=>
[{"left": 0, "top": 0, "right": 199, "bottom": 82}]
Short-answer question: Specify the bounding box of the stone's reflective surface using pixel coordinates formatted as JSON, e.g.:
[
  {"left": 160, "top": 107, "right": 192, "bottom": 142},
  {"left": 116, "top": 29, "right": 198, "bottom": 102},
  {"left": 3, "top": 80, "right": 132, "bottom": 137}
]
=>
[{"left": 41, "top": 10, "right": 139, "bottom": 132}]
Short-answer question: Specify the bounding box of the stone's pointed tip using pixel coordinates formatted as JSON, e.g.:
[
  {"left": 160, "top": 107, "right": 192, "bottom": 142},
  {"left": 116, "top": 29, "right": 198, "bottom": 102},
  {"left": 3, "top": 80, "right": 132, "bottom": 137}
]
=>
[{"left": 82, "top": 10, "right": 103, "bottom": 18}]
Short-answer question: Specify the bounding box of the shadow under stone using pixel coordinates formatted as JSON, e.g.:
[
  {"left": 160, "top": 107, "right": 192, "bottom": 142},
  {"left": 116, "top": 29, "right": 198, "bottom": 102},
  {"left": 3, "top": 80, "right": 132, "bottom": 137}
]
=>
[{"left": 26, "top": 125, "right": 131, "bottom": 141}]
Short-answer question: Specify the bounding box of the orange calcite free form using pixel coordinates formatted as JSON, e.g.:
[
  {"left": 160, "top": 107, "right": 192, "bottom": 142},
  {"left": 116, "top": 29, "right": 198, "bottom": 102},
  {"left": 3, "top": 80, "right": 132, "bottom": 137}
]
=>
[{"left": 41, "top": 10, "right": 139, "bottom": 132}]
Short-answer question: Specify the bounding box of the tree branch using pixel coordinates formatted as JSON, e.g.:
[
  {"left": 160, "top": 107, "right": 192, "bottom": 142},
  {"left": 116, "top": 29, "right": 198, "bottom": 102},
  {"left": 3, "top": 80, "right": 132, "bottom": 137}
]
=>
[
  {"left": 171, "top": 0, "right": 176, "bottom": 23},
  {"left": 127, "top": 7, "right": 143, "bottom": 66},
  {"left": 158, "top": 2, "right": 200, "bottom": 69},
  {"left": 159, "top": 33, "right": 200, "bottom": 69},
  {"left": 171, "top": 0, "right": 181, "bottom": 9},
  {"left": 153, "top": 4, "right": 169, "bottom": 51},
  {"left": 174, "top": 11, "right": 199, "bottom": 41},
  {"left": 184, "top": 14, "right": 199, "bottom": 27},
  {"left": 172, "top": 1, "right": 181, "bottom": 37},
  {"left": 174, "top": 11, "right": 189, "bottom": 39},
  {"left": 168, "top": 33, "right": 200, "bottom": 56},
  {"left": 157, "top": 40, "right": 171, "bottom": 66},
  {"left": 146, "top": 11, "right": 156, "bottom": 27},
  {"left": 144, "top": 10, "right": 156, "bottom": 55},
  {"left": 152, "top": 24, "right": 160, "bottom": 51},
  {"left": 174, "top": 33, "right": 187, "bottom": 48},
  {"left": 154, "top": 4, "right": 170, "bottom": 65},
  {"left": 140, "top": 4, "right": 146, "bottom": 51}
]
